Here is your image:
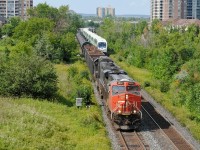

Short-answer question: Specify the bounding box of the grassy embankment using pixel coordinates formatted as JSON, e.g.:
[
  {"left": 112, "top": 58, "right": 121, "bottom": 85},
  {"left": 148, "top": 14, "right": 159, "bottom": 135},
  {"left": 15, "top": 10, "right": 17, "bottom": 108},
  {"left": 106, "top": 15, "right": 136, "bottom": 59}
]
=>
[
  {"left": 0, "top": 62, "right": 111, "bottom": 149},
  {"left": 111, "top": 55, "right": 200, "bottom": 141}
]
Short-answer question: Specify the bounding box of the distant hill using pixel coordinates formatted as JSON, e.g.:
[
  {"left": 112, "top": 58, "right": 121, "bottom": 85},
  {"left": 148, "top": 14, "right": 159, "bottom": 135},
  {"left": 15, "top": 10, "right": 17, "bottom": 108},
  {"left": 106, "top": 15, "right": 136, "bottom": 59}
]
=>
[{"left": 79, "top": 13, "right": 150, "bottom": 18}]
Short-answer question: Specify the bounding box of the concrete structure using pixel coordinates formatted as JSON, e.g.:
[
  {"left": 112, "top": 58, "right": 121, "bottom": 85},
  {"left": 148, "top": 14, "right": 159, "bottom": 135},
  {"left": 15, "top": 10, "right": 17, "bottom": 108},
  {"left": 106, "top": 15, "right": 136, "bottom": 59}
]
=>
[
  {"left": 0, "top": 0, "right": 33, "bottom": 19},
  {"left": 151, "top": 0, "right": 200, "bottom": 21},
  {"left": 97, "top": 6, "right": 115, "bottom": 18}
]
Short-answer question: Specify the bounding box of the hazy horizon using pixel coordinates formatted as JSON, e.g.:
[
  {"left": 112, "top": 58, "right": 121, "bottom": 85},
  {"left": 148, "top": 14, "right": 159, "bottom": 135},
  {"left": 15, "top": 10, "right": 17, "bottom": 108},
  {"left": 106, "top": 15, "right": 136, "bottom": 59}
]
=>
[{"left": 33, "top": 0, "right": 150, "bottom": 15}]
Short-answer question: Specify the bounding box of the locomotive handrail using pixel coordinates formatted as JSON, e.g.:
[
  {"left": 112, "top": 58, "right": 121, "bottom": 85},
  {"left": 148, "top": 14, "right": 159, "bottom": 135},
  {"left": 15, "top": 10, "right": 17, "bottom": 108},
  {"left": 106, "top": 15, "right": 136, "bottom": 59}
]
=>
[{"left": 131, "top": 102, "right": 143, "bottom": 119}]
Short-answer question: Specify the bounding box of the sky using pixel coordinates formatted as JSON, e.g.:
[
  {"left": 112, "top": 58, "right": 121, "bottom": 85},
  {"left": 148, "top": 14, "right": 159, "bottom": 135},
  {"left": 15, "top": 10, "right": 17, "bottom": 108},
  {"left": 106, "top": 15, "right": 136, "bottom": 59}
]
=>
[{"left": 33, "top": 0, "right": 150, "bottom": 15}]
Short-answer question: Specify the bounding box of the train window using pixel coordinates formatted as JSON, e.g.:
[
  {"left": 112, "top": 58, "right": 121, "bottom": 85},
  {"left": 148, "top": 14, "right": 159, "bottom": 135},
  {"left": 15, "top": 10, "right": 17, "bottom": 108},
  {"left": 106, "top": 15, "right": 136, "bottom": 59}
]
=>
[
  {"left": 112, "top": 86, "right": 125, "bottom": 95},
  {"left": 98, "top": 42, "right": 106, "bottom": 49},
  {"left": 127, "top": 86, "right": 140, "bottom": 95}
]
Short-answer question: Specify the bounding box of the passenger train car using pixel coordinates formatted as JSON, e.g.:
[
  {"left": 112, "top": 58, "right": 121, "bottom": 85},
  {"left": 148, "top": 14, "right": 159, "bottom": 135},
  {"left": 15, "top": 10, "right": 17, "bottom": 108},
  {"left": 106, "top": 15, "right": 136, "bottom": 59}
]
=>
[{"left": 80, "top": 28, "right": 107, "bottom": 53}]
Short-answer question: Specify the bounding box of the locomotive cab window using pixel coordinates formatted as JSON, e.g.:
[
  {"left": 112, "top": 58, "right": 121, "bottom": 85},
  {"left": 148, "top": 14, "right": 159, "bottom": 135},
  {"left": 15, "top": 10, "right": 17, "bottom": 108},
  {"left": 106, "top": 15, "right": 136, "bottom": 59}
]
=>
[
  {"left": 127, "top": 86, "right": 140, "bottom": 95},
  {"left": 112, "top": 86, "right": 125, "bottom": 95},
  {"left": 98, "top": 42, "right": 106, "bottom": 49}
]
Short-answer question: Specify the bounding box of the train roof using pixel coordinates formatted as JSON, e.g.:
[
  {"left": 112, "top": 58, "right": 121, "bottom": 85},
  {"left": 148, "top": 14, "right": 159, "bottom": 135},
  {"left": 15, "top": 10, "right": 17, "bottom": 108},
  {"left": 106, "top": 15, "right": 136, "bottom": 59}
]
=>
[
  {"left": 82, "top": 28, "right": 107, "bottom": 43},
  {"left": 110, "top": 74, "right": 135, "bottom": 82}
]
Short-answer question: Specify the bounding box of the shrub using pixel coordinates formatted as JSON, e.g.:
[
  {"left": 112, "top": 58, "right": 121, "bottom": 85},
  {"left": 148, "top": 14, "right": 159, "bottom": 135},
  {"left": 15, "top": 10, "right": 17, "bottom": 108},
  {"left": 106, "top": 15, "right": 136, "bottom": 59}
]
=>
[
  {"left": 144, "top": 81, "right": 150, "bottom": 87},
  {"left": 80, "top": 70, "right": 90, "bottom": 80},
  {"left": 0, "top": 53, "right": 58, "bottom": 98},
  {"left": 76, "top": 84, "right": 92, "bottom": 105},
  {"left": 160, "top": 81, "right": 170, "bottom": 93},
  {"left": 67, "top": 65, "right": 78, "bottom": 79},
  {"left": 187, "top": 83, "right": 200, "bottom": 115}
]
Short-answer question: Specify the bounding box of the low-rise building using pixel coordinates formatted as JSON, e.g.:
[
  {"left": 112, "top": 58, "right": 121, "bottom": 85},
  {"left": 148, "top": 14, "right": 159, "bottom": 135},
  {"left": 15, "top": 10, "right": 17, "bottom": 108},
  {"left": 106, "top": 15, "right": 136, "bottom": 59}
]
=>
[{"left": 162, "top": 19, "right": 200, "bottom": 31}]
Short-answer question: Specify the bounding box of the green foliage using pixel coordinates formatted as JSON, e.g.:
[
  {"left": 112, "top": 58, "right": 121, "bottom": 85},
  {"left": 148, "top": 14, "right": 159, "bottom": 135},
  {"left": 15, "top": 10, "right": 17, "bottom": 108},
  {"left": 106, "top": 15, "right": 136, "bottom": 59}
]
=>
[
  {"left": 101, "top": 18, "right": 200, "bottom": 131},
  {"left": 67, "top": 63, "right": 93, "bottom": 105},
  {"left": 0, "top": 37, "right": 15, "bottom": 46},
  {"left": 76, "top": 84, "right": 93, "bottom": 105},
  {"left": 181, "top": 59, "right": 200, "bottom": 83},
  {"left": 151, "top": 19, "right": 163, "bottom": 34},
  {"left": 144, "top": 81, "right": 151, "bottom": 87},
  {"left": 60, "top": 32, "right": 78, "bottom": 62},
  {"left": 0, "top": 3, "right": 83, "bottom": 99},
  {"left": 0, "top": 97, "right": 111, "bottom": 149},
  {"left": 127, "top": 45, "right": 147, "bottom": 68},
  {"left": 86, "top": 21, "right": 100, "bottom": 28},
  {"left": 135, "top": 20, "right": 148, "bottom": 35},
  {"left": 67, "top": 13, "right": 84, "bottom": 33},
  {"left": 80, "top": 70, "right": 90, "bottom": 80},
  {"left": 0, "top": 53, "right": 57, "bottom": 98},
  {"left": 67, "top": 65, "right": 78, "bottom": 78},
  {"left": 13, "top": 18, "right": 54, "bottom": 42},
  {"left": 187, "top": 83, "right": 200, "bottom": 116},
  {"left": 28, "top": 3, "right": 83, "bottom": 34},
  {"left": 28, "top": 3, "right": 60, "bottom": 21},
  {"left": 1, "top": 17, "right": 21, "bottom": 37},
  {"left": 160, "top": 81, "right": 170, "bottom": 93},
  {"left": 10, "top": 41, "right": 33, "bottom": 56},
  {"left": 1, "top": 24, "right": 13, "bottom": 36},
  {"left": 34, "top": 32, "right": 62, "bottom": 62}
]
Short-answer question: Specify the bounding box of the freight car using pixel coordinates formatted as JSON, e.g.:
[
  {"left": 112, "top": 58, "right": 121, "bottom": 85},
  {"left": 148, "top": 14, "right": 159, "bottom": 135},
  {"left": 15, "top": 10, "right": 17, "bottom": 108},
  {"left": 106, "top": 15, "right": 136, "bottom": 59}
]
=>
[{"left": 76, "top": 30, "right": 142, "bottom": 130}]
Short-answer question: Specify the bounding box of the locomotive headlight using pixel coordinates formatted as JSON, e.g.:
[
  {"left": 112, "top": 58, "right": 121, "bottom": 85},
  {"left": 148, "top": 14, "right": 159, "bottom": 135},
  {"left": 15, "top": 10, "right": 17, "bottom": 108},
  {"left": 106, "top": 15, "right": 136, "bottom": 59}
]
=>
[
  {"left": 125, "top": 94, "right": 128, "bottom": 100},
  {"left": 118, "top": 110, "right": 122, "bottom": 114},
  {"left": 133, "top": 110, "right": 137, "bottom": 114}
]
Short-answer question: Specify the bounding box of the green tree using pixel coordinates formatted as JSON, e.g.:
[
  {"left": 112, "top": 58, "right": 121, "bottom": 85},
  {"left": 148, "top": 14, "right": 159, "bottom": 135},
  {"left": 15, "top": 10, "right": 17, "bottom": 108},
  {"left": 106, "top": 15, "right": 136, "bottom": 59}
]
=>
[
  {"left": 13, "top": 18, "right": 54, "bottom": 42},
  {"left": 187, "top": 83, "right": 200, "bottom": 117},
  {"left": 1, "top": 17, "right": 21, "bottom": 37},
  {"left": 0, "top": 53, "right": 57, "bottom": 98},
  {"left": 60, "top": 32, "right": 77, "bottom": 62},
  {"left": 34, "top": 32, "right": 62, "bottom": 62},
  {"left": 1, "top": 24, "right": 13, "bottom": 36},
  {"left": 151, "top": 19, "right": 163, "bottom": 34},
  {"left": 28, "top": 3, "right": 59, "bottom": 21},
  {"left": 135, "top": 20, "right": 148, "bottom": 35}
]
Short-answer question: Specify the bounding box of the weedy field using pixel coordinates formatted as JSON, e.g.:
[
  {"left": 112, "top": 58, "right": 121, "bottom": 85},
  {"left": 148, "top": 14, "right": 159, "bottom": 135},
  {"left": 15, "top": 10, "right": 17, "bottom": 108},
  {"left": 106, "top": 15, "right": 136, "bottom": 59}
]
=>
[{"left": 0, "top": 62, "right": 111, "bottom": 150}]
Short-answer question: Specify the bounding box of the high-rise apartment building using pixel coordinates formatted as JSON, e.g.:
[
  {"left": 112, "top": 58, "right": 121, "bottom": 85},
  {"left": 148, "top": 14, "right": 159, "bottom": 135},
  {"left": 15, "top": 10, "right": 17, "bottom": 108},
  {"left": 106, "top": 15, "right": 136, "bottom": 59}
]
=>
[
  {"left": 184, "top": 0, "right": 200, "bottom": 19},
  {"left": 97, "top": 7, "right": 105, "bottom": 18},
  {"left": 97, "top": 6, "right": 115, "bottom": 18},
  {"left": 0, "top": 0, "right": 33, "bottom": 19},
  {"left": 151, "top": 0, "right": 200, "bottom": 21},
  {"left": 151, "top": 0, "right": 163, "bottom": 20}
]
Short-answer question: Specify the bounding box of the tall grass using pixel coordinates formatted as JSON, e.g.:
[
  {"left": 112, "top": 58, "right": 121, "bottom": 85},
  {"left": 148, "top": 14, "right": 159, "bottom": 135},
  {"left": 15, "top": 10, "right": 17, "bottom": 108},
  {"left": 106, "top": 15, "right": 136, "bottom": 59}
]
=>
[{"left": 0, "top": 62, "right": 111, "bottom": 149}]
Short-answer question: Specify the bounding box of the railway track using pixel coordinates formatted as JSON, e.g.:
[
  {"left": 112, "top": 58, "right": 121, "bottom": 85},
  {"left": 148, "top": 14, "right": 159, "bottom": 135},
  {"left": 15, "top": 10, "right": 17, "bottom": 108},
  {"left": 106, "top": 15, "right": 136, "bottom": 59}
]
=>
[
  {"left": 117, "top": 130, "right": 149, "bottom": 150},
  {"left": 98, "top": 87, "right": 195, "bottom": 150},
  {"left": 142, "top": 99, "right": 194, "bottom": 150}
]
